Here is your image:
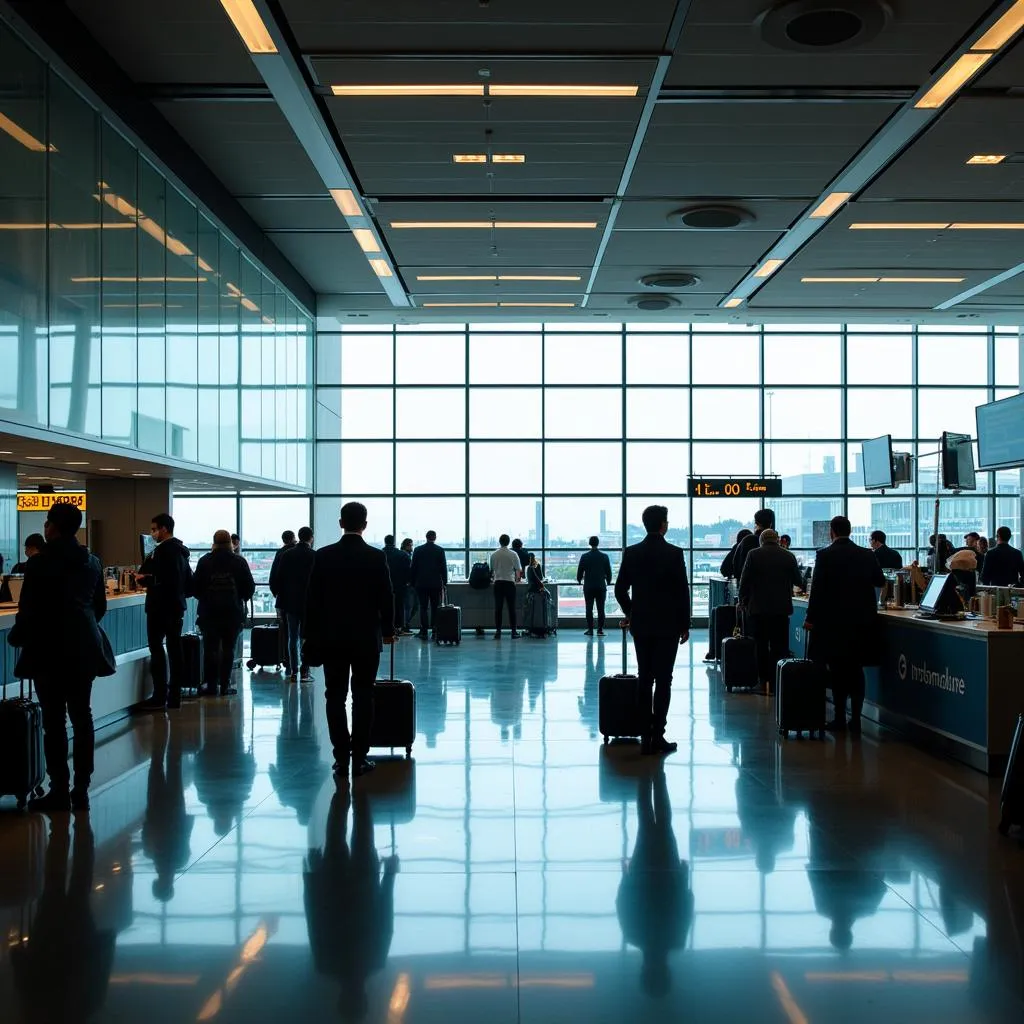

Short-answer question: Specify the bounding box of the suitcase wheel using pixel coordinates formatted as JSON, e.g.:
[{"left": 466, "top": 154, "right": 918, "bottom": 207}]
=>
[{"left": 998, "top": 814, "right": 1012, "bottom": 836}]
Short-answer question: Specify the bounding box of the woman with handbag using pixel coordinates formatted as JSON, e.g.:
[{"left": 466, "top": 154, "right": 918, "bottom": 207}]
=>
[{"left": 7, "top": 501, "right": 116, "bottom": 813}]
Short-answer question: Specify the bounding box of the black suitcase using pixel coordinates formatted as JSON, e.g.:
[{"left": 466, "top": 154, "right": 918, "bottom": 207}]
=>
[
  {"left": 247, "top": 623, "right": 284, "bottom": 670},
  {"left": 775, "top": 656, "right": 826, "bottom": 740},
  {"left": 998, "top": 713, "right": 1024, "bottom": 836},
  {"left": 721, "top": 634, "right": 759, "bottom": 692},
  {"left": 0, "top": 679, "right": 45, "bottom": 810},
  {"left": 712, "top": 605, "right": 737, "bottom": 660},
  {"left": 598, "top": 629, "right": 645, "bottom": 743},
  {"left": 370, "top": 644, "right": 416, "bottom": 757},
  {"left": 525, "top": 590, "right": 556, "bottom": 638},
  {"left": 434, "top": 591, "right": 462, "bottom": 646},
  {"left": 181, "top": 632, "right": 203, "bottom": 694}
]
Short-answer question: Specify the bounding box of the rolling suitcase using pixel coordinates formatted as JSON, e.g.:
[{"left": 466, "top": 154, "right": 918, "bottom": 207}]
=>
[
  {"left": 433, "top": 589, "right": 462, "bottom": 646},
  {"left": 247, "top": 622, "right": 283, "bottom": 670},
  {"left": 712, "top": 605, "right": 737, "bottom": 661},
  {"left": 181, "top": 632, "right": 203, "bottom": 695},
  {"left": 370, "top": 643, "right": 416, "bottom": 757},
  {"left": 0, "top": 678, "right": 45, "bottom": 811},
  {"left": 598, "top": 628, "right": 644, "bottom": 743},
  {"left": 998, "top": 713, "right": 1024, "bottom": 836},
  {"left": 525, "top": 590, "right": 556, "bottom": 638},
  {"left": 720, "top": 634, "right": 759, "bottom": 692},
  {"left": 775, "top": 646, "right": 826, "bottom": 740}
]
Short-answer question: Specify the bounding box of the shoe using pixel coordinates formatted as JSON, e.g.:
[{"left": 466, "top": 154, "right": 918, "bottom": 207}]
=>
[
  {"left": 28, "top": 790, "right": 71, "bottom": 813},
  {"left": 300, "top": 672, "right": 314, "bottom": 683},
  {"left": 651, "top": 737, "right": 678, "bottom": 756},
  {"left": 353, "top": 758, "right": 376, "bottom": 778},
  {"left": 583, "top": 629, "right": 594, "bottom": 637},
  {"left": 704, "top": 652, "right": 716, "bottom": 662},
  {"left": 494, "top": 631, "right": 502, "bottom": 640},
  {"left": 597, "top": 630, "right": 605, "bottom": 637},
  {"left": 825, "top": 719, "right": 848, "bottom": 733},
  {"left": 219, "top": 686, "right": 238, "bottom": 697},
  {"left": 71, "top": 788, "right": 90, "bottom": 812},
  {"left": 286, "top": 673, "right": 297, "bottom": 683},
  {"left": 137, "top": 697, "right": 167, "bottom": 712},
  {"left": 510, "top": 631, "right": 521, "bottom": 639}
]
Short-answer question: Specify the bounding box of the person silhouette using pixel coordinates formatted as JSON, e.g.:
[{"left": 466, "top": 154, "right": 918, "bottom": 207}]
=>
[
  {"left": 11, "top": 816, "right": 117, "bottom": 1020},
  {"left": 304, "top": 788, "right": 398, "bottom": 1020},
  {"left": 616, "top": 766, "right": 693, "bottom": 996},
  {"left": 194, "top": 697, "right": 256, "bottom": 836},
  {"left": 734, "top": 768, "right": 795, "bottom": 875},
  {"left": 270, "top": 682, "right": 329, "bottom": 826},
  {"left": 142, "top": 714, "right": 194, "bottom": 901},
  {"left": 578, "top": 638, "right": 605, "bottom": 739}
]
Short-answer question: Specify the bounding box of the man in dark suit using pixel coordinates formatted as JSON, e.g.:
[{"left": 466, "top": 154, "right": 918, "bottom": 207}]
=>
[
  {"left": 719, "top": 528, "right": 752, "bottom": 579},
  {"left": 275, "top": 526, "right": 316, "bottom": 682},
  {"left": 7, "top": 501, "right": 115, "bottom": 812},
  {"left": 869, "top": 530, "right": 903, "bottom": 570},
  {"left": 805, "top": 515, "right": 885, "bottom": 735},
  {"left": 980, "top": 526, "right": 1024, "bottom": 587},
  {"left": 732, "top": 509, "right": 775, "bottom": 582},
  {"left": 614, "top": 505, "right": 691, "bottom": 756},
  {"left": 738, "top": 528, "right": 803, "bottom": 691},
  {"left": 410, "top": 529, "right": 448, "bottom": 640},
  {"left": 383, "top": 534, "right": 412, "bottom": 636},
  {"left": 303, "top": 502, "right": 396, "bottom": 778}
]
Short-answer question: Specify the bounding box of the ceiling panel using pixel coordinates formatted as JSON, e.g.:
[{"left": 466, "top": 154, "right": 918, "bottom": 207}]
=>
[
  {"left": 240, "top": 197, "right": 347, "bottom": 232},
  {"left": 666, "top": 0, "right": 994, "bottom": 88},
  {"left": 592, "top": 265, "right": 750, "bottom": 293},
  {"left": 602, "top": 229, "right": 781, "bottom": 267},
  {"left": 267, "top": 232, "right": 383, "bottom": 293},
  {"left": 615, "top": 199, "right": 806, "bottom": 231},
  {"left": 406, "top": 273, "right": 587, "bottom": 297}
]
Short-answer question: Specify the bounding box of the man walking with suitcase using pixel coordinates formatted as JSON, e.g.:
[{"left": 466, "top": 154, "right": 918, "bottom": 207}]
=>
[
  {"left": 302, "top": 502, "right": 396, "bottom": 778},
  {"left": 614, "top": 505, "right": 690, "bottom": 756},
  {"left": 411, "top": 530, "right": 447, "bottom": 640}
]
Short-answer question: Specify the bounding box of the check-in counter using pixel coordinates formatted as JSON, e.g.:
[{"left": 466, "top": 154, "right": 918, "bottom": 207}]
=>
[
  {"left": 791, "top": 596, "right": 1024, "bottom": 775},
  {"left": 409, "top": 581, "right": 561, "bottom": 631},
  {"left": 0, "top": 593, "right": 196, "bottom": 728}
]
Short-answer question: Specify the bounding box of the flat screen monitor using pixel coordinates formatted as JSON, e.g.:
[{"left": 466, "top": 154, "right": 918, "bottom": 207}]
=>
[
  {"left": 941, "top": 431, "right": 977, "bottom": 491},
  {"left": 976, "top": 392, "right": 1024, "bottom": 471},
  {"left": 861, "top": 435, "right": 894, "bottom": 490},
  {"left": 139, "top": 533, "right": 156, "bottom": 563},
  {"left": 919, "top": 573, "right": 960, "bottom": 615}
]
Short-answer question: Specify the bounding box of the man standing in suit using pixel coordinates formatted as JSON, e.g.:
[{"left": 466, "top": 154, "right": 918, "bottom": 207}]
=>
[
  {"left": 383, "top": 534, "right": 412, "bottom": 636},
  {"left": 614, "top": 505, "right": 691, "bottom": 756},
  {"left": 980, "top": 526, "right": 1024, "bottom": 587},
  {"left": 302, "top": 502, "right": 396, "bottom": 778},
  {"left": 732, "top": 509, "right": 775, "bottom": 582},
  {"left": 869, "top": 530, "right": 903, "bottom": 570},
  {"left": 275, "top": 526, "right": 316, "bottom": 683},
  {"left": 738, "top": 528, "right": 803, "bottom": 691},
  {"left": 805, "top": 515, "right": 885, "bottom": 735},
  {"left": 577, "top": 535, "right": 613, "bottom": 636},
  {"left": 411, "top": 530, "right": 448, "bottom": 640}
]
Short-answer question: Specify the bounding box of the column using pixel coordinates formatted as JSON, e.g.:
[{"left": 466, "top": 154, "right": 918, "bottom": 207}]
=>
[{"left": 86, "top": 477, "right": 173, "bottom": 568}]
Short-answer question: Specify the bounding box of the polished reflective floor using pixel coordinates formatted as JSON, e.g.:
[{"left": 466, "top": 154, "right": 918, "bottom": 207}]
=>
[{"left": 1, "top": 632, "right": 1022, "bottom": 1023}]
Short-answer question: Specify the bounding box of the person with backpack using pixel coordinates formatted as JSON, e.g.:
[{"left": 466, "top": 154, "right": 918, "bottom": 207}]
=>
[
  {"left": 191, "top": 530, "right": 255, "bottom": 697},
  {"left": 137, "top": 513, "right": 193, "bottom": 711},
  {"left": 489, "top": 534, "right": 522, "bottom": 640}
]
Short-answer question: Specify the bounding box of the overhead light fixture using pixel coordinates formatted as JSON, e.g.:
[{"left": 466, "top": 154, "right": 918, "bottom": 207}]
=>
[
  {"left": 131, "top": 473, "right": 151, "bottom": 477},
  {"left": 416, "top": 275, "right": 497, "bottom": 282},
  {"left": 499, "top": 302, "right": 576, "bottom": 307},
  {"left": 415, "top": 273, "right": 582, "bottom": 282},
  {"left": 848, "top": 222, "right": 950, "bottom": 230},
  {"left": 499, "top": 274, "right": 581, "bottom": 281},
  {"left": 351, "top": 228, "right": 381, "bottom": 253},
  {"left": 915, "top": 52, "right": 992, "bottom": 110},
  {"left": 809, "top": 191, "right": 853, "bottom": 219},
  {"left": 24, "top": 456, "right": 54, "bottom": 461},
  {"left": 98, "top": 467, "right": 120, "bottom": 472},
  {"left": 801, "top": 276, "right": 965, "bottom": 283},
  {"left": 65, "top": 461, "right": 89, "bottom": 465},
  {"left": 492, "top": 154, "right": 526, "bottom": 164},
  {"left": 240, "top": 297, "right": 259, "bottom": 312},
  {"left": 722, "top": 298, "right": 743, "bottom": 308},
  {"left": 391, "top": 220, "right": 596, "bottom": 230},
  {"left": 368, "top": 259, "right": 393, "bottom": 278},
  {"left": 217, "top": 0, "right": 277, "bottom": 54},
  {"left": 488, "top": 84, "right": 638, "bottom": 97},
  {"left": 0, "top": 112, "right": 56, "bottom": 153},
  {"left": 196, "top": 258, "right": 215, "bottom": 272},
  {"left": 949, "top": 221, "right": 1024, "bottom": 229},
  {"left": 801, "top": 276, "right": 880, "bottom": 283},
  {"left": 331, "top": 84, "right": 484, "bottom": 97},
  {"left": 452, "top": 154, "right": 487, "bottom": 164},
  {"left": 422, "top": 302, "right": 499, "bottom": 308},
  {"left": 753, "top": 258, "right": 785, "bottom": 278},
  {"left": 494, "top": 221, "right": 596, "bottom": 229},
  {"left": 72, "top": 276, "right": 206, "bottom": 283},
  {"left": 329, "top": 188, "right": 362, "bottom": 216},
  {"left": 0, "top": 222, "right": 134, "bottom": 230},
  {"left": 974, "top": 1, "right": 1024, "bottom": 50},
  {"left": 966, "top": 153, "right": 1006, "bottom": 165}
]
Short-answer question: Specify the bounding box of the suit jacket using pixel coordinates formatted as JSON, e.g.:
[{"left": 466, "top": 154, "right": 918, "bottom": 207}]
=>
[
  {"left": 732, "top": 530, "right": 764, "bottom": 583},
  {"left": 980, "top": 542, "right": 1024, "bottom": 587},
  {"left": 8, "top": 536, "right": 114, "bottom": 680},
  {"left": 614, "top": 533, "right": 691, "bottom": 639},
  {"left": 384, "top": 544, "right": 412, "bottom": 590},
  {"left": 302, "top": 534, "right": 394, "bottom": 660},
  {"left": 273, "top": 542, "right": 316, "bottom": 614},
  {"left": 410, "top": 541, "right": 448, "bottom": 591},
  {"left": 805, "top": 538, "right": 885, "bottom": 666},
  {"left": 140, "top": 537, "right": 192, "bottom": 617},
  {"left": 739, "top": 544, "right": 803, "bottom": 617},
  {"left": 268, "top": 541, "right": 297, "bottom": 608},
  {"left": 577, "top": 549, "right": 612, "bottom": 589},
  {"left": 872, "top": 545, "right": 903, "bottom": 571}
]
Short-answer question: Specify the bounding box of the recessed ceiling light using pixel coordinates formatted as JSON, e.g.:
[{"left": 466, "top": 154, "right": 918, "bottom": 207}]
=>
[
  {"left": 0, "top": 450, "right": 12, "bottom": 455},
  {"left": 422, "top": 302, "right": 499, "bottom": 308},
  {"left": 72, "top": 276, "right": 206, "bottom": 283},
  {"left": 801, "top": 276, "right": 880, "bottom": 283},
  {"left": 132, "top": 473, "right": 151, "bottom": 477},
  {"left": 391, "top": 220, "right": 597, "bottom": 230},
  {"left": 753, "top": 258, "right": 785, "bottom": 278},
  {"left": 915, "top": 52, "right": 992, "bottom": 110},
  {"left": 65, "top": 461, "right": 89, "bottom": 465},
  {"left": 217, "top": 0, "right": 277, "bottom": 54},
  {"left": 722, "top": 298, "right": 743, "bottom": 308},
  {"left": 416, "top": 275, "right": 497, "bottom": 282},
  {"left": 499, "top": 274, "right": 581, "bottom": 282},
  {"left": 98, "top": 467, "right": 120, "bottom": 471},
  {"left": 974, "top": 1, "right": 1024, "bottom": 50},
  {"left": 368, "top": 259, "right": 393, "bottom": 278},
  {"left": 848, "top": 222, "right": 950, "bottom": 230},
  {"left": 0, "top": 112, "right": 56, "bottom": 153},
  {"left": 879, "top": 276, "right": 965, "bottom": 283},
  {"left": 331, "top": 84, "right": 485, "bottom": 97},
  {"left": 329, "top": 188, "right": 362, "bottom": 216},
  {"left": 966, "top": 154, "right": 1007, "bottom": 165},
  {"left": 491, "top": 154, "right": 526, "bottom": 164},
  {"left": 488, "top": 84, "right": 638, "bottom": 97},
  {"left": 494, "top": 221, "right": 596, "bottom": 229},
  {"left": 351, "top": 228, "right": 381, "bottom": 253},
  {"left": 949, "top": 222, "right": 1024, "bottom": 230},
  {"left": 809, "top": 191, "right": 853, "bottom": 219},
  {"left": 498, "top": 302, "right": 576, "bottom": 308},
  {"left": 24, "top": 456, "right": 54, "bottom": 460},
  {"left": 452, "top": 154, "right": 487, "bottom": 164}
]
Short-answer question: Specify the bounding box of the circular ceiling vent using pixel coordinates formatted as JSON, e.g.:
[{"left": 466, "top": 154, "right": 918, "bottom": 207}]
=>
[
  {"left": 629, "top": 295, "right": 681, "bottom": 311},
  {"left": 640, "top": 272, "right": 701, "bottom": 289},
  {"left": 669, "top": 205, "right": 754, "bottom": 229},
  {"left": 758, "top": 1, "right": 891, "bottom": 52}
]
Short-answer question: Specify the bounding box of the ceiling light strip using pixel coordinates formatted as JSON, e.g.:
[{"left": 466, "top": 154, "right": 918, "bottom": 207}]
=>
[
  {"left": 351, "top": 228, "right": 381, "bottom": 253},
  {"left": 390, "top": 220, "right": 596, "bottom": 230},
  {"left": 808, "top": 191, "right": 852, "bottom": 219},
  {"left": 332, "top": 84, "right": 484, "bottom": 97},
  {"left": 329, "top": 188, "right": 362, "bottom": 216},
  {"left": 218, "top": 0, "right": 278, "bottom": 53},
  {"left": 329, "top": 84, "right": 637, "bottom": 98},
  {"left": 721, "top": 298, "right": 743, "bottom": 308},
  {"left": 753, "top": 258, "right": 785, "bottom": 279},
  {"left": 966, "top": 154, "right": 1006, "bottom": 164},
  {"left": 0, "top": 112, "right": 55, "bottom": 152},
  {"left": 973, "top": 0, "right": 1024, "bottom": 51},
  {"left": 914, "top": 52, "right": 992, "bottom": 110}
]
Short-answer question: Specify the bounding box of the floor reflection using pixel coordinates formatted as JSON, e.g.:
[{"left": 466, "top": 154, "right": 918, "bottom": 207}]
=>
[{"left": 0, "top": 631, "right": 1020, "bottom": 1022}]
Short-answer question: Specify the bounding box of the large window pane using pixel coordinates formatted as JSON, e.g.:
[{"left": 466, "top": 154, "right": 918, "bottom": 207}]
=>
[
  {"left": 764, "top": 334, "right": 840, "bottom": 385},
  {"left": 341, "top": 333, "right": 392, "bottom": 384},
  {"left": 545, "top": 498, "right": 622, "bottom": 549},
  {"left": 995, "top": 333, "right": 1019, "bottom": 388},
  {"left": 626, "top": 497, "right": 689, "bottom": 547},
  {"left": 172, "top": 496, "right": 237, "bottom": 552},
  {"left": 918, "top": 333, "right": 988, "bottom": 385},
  {"left": 396, "top": 388, "right": 464, "bottom": 438},
  {"left": 766, "top": 443, "right": 843, "bottom": 483},
  {"left": 470, "top": 442, "right": 541, "bottom": 493},
  {"left": 470, "top": 333, "right": 541, "bottom": 383},
  {"left": 917, "top": 388, "right": 988, "bottom": 440},
  {"left": 847, "top": 333, "right": 913, "bottom": 384},
  {"left": 847, "top": 388, "right": 913, "bottom": 440},
  {"left": 627, "top": 334, "right": 689, "bottom": 385},
  {"left": 396, "top": 442, "right": 465, "bottom": 493},
  {"left": 691, "top": 442, "right": 761, "bottom": 476},
  {"left": 240, "top": 495, "right": 311, "bottom": 546},
  {"left": 848, "top": 496, "right": 913, "bottom": 556},
  {"left": 470, "top": 498, "right": 541, "bottom": 549},
  {"left": 627, "top": 389, "right": 689, "bottom": 438},
  {"left": 545, "top": 443, "right": 621, "bottom": 493},
  {"left": 395, "top": 498, "right": 466, "bottom": 553},
  {"left": 545, "top": 388, "right": 621, "bottom": 438},
  {"left": 767, "top": 389, "right": 841, "bottom": 439},
  {"left": 470, "top": 388, "right": 541, "bottom": 438},
  {"left": 627, "top": 442, "right": 689, "bottom": 493},
  {"left": 396, "top": 334, "right": 464, "bottom": 384},
  {"left": 692, "top": 389, "right": 759, "bottom": 438},
  {"left": 314, "top": 496, "right": 393, "bottom": 547},
  {"left": 692, "top": 335, "right": 759, "bottom": 384},
  {"left": 545, "top": 334, "right": 621, "bottom": 384}
]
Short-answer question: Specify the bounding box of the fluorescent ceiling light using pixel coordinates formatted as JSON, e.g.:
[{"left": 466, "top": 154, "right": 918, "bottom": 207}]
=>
[
  {"left": 879, "top": 276, "right": 965, "bottom": 282},
  {"left": 218, "top": 0, "right": 277, "bottom": 54},
  {"left": 24, "top": 456, "right": 54, "bottom": 460},
  {"left": 368, "top": 259, "right": 393, "bottom": 278},
  {"left": 949, "top": 221, "right": 1024, "bottom": 229},
  {"left": 499, "top": 302, "right": 576, "bottom": 307},
  {"left": 0, "top": 112, "right": 55, "bottom": 152},
  {"left": 416, "top": 275, "right": 496, "bottom": 282},
  {"left": 390, "top": 220, "right": 596, "bottom": 230},
  {"left": 71, "top": 276, "right": 206, "bottom": 283},
  {"left": 493, "top": 221, "right": 596, "bottom": 229},
  {"left": 415, "top": 273, "right": 583, "bottom": 282},
  {"left": 65, "top": 462, "right": 89, "bottom": 466},
  {"left": 98, "top": 467, "right": 120, "bottom": 471},
  {"left": 491, "top": 154, "right": 526, "bottom": 164},
  {"left": 801, "top": 276, "right": 880, "bottom": 283},
  {"left": 329, "top": 188, "right": 362, "bottom": 216},
  {"left": 499, "top": 274, "right": 581, "bottom": 281},
  {"left": 915, "top": 52, "right": 992, "bottom": 110},
  {"left": 452, "top": 154, "right": 487, "bottom": 164},
  {"left": 966, "top": 154, "right": 1006, "bottom": 165},
  {"left": 196, "top": 258, "right": 215, "bottom": 272},
  {"left": 974, "top": 1, "right": 1024, "bottom": 50},
  {"left": 331, "top": 84, "right": 484, "bottom": 97},
  {"left": 809, "top": 191, "right": 853, "bottom": 219},
  {"left": 132, "top": 473, "right": 151, "bottom": 477},
  {"left": 848, "top": 222, "right": 950, "bottom": 230},
  {"left": 722, "top": 298, "right": 743, "bottom": 308},
  {"left": 240, "top": 297, "right": 259, "bottom": 312},
  {"left": 753, "top": 258, "right": 785, "bottom": 278},
  {"left": 351, "top": 228, "right": 380, "bottom": 253},
  {"left": 391, "top": 221, "right": 493, "bottom": 230},
  {"left": 422, "top": 302, "right": 499, "bottom": 308},
  {"left": 0, "top": 222, "right": 134, "bottom": 230},
  {"left": 488, "top": 84, "right": 638, "bottom": 97}
]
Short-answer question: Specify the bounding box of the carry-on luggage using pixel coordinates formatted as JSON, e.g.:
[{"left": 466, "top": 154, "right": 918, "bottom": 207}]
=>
[
  {"left": 712, "top": 604, "right": 737, "bottom": 661},
  {"left": 598, "top": 628, "right": 644, "bottom": 743},
  {"left": 433, "top": 589, "right": 462, "bottom": 646},
  {"left": 525, "top": 590, "right": 556, "bottom": 638},
  {"left": 370, "top": 643, "right": 416, "bottom": 757},
  {"left": 998, "top": 713, "right": 1024, "bottom": 836},
  {"left": 721, "top": 633, "right": 759, "bottom": 692},
  {"left": 468, "top": 562, "right": 492, "bottom": 590},
  {"left": 181, "top": 632, "right": 203, "bottom": 695},
  {"left": 775, "top": 642, "right": 826, "bottom": 740},
  {"left": 0, "top": 678, "right": 45, "bottom": 811},
  {"left": 247, "top": 622, "right": 283, "bottom": 670}
]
